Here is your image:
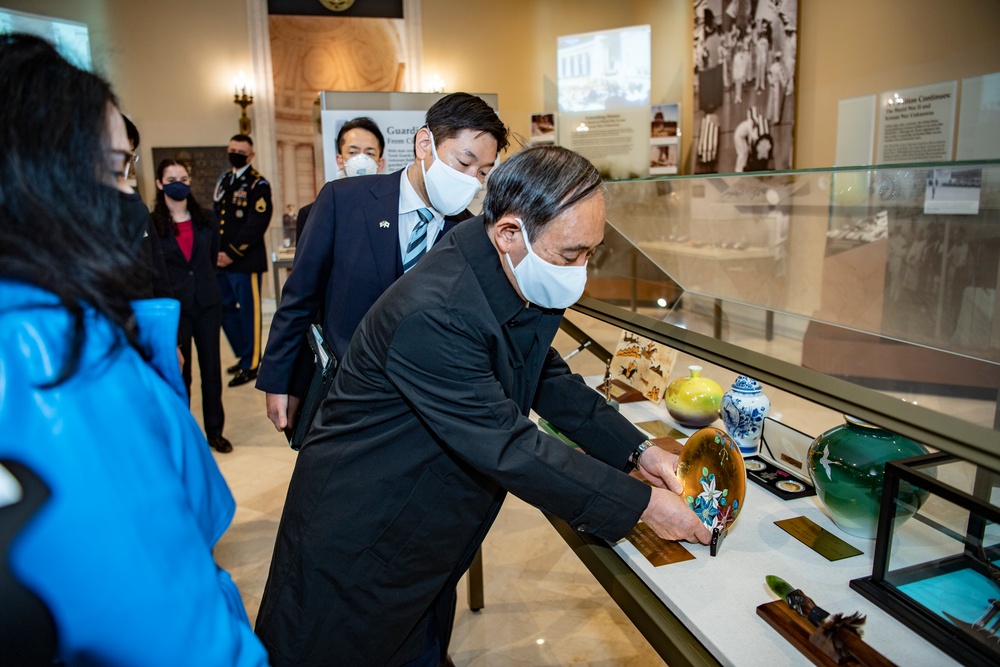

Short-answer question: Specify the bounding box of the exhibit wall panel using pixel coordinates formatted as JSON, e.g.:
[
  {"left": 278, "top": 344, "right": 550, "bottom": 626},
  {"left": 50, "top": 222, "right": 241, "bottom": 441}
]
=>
[{"left": 797, "top": 0, "right": 1000, "bottom": 169}]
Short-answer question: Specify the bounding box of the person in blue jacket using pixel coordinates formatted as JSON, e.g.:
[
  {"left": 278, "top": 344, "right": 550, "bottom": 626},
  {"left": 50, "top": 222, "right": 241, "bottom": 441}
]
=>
[{"left": 0, "top": 33, "right": 268, "bottom": 666}]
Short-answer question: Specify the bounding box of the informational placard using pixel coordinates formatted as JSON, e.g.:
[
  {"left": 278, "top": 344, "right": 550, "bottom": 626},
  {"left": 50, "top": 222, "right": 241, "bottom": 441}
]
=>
[
  {"left": 625, "top": 522, "right": 695, "bottom": 566},
  {"left": 774, "top": 517, "right": 863, "bottom": 561},
  {"left": 557, "top": 25, "right": 651, "bottom": 180},
  {"left": 835, "top": 94, "right": 877, "bottom": 167},
  {"left": 650, "top": 103, "right": 680, "bottom": 175},
  {"left": 876, "top": 80, "right": 957, "bottom": 164},
  {"left": 956, "top": 71, "right": 1000, "bottom": 161}
]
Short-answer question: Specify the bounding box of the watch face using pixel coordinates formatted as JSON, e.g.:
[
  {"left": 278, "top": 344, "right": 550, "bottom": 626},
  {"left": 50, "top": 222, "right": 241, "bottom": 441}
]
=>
[{"left": 319, "top": 0, "right": 356, "bottom": 11}]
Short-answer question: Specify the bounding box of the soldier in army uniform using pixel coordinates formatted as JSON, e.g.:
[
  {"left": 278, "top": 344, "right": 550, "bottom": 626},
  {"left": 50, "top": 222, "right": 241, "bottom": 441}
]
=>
[{"left": 214, "top": 133, "right": 272, "bottom": 388}]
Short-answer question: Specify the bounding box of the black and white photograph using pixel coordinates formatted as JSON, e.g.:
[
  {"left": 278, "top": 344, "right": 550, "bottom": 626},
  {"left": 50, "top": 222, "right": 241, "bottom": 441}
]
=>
[
  {"left": 882, "top": 213, "right": 998, "bottom": 350},
  {"left": 692, "top": 0, "right": 797, "bottom": 174},
  {"left": 924, "top": 167, "right": 983, "bottom": 215}
]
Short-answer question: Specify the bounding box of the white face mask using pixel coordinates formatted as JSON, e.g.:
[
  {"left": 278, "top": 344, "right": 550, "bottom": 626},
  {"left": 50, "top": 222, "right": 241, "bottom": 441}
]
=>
[
  {"left": 344, "top": 153, "right": 379, "bottom": 177},
  {"left": 420, "top": 129, "right": 483, "bottom": 216},
  {"left": 505, "top": 218, "right": 588, "bottom": 309}
]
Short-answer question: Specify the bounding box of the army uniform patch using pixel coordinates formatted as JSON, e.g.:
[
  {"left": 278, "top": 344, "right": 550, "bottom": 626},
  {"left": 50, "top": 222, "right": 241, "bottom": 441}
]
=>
[{"left": 255, "top": 197, "right": 267, "bottom": 213}]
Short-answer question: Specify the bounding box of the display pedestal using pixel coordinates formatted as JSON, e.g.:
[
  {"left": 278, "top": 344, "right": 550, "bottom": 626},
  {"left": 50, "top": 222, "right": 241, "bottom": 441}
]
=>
[{"left": 756, "top": 601, "right": 895, "bottom": 667}]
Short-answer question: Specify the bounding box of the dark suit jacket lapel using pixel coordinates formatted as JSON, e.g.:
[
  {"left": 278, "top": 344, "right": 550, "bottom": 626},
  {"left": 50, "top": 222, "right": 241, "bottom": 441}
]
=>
[
  {"left": 434, "top": 208, "right": 473, "bottom": 243},
  {"left": 363, "top": 173, "right": 404, "bottom": 293}
]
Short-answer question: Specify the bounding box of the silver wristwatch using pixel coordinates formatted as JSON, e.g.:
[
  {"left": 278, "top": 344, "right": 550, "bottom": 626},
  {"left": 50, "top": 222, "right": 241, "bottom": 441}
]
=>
[{"left": 628, "top": 440, "right": 653, "bottom": 470}]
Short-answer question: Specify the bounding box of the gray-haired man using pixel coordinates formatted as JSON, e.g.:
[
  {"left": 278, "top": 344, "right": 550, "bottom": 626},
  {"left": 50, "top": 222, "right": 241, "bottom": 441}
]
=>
[{"left": 256, "top": 145, "right": 710, "bottom": 667}]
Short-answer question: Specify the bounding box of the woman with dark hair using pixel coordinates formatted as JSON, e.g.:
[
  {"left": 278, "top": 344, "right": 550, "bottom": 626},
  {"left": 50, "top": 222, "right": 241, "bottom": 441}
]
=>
[
  {"left": 0, "top": 33, "right": 266, "bottom": 665},
  {"left": 152, "top": 159, "right": 230, "bottom": 453}
]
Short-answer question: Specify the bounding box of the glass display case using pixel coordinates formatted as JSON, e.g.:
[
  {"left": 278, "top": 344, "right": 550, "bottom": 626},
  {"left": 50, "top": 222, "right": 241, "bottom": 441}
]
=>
[
  {"left": 544, "top": 160, "right": 1000, "bottom": 666},
  {"left": 852, "top": 452, "right": 1000, "bottom": 667}
]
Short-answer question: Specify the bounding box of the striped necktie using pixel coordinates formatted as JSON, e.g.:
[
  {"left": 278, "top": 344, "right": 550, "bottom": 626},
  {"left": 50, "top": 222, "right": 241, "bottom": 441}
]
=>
[{"left": 402, "top": 207, "right": 433, "bottom": 273}]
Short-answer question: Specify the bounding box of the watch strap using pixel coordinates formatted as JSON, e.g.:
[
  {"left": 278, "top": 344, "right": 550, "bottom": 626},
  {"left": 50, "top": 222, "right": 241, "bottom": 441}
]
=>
[{"left": 628, "top": 440, "right": 653, "bottom": 471}]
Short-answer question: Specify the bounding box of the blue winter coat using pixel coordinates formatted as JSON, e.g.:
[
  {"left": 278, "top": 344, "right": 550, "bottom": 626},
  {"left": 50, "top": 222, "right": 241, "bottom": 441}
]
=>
[{"left": 0, "top": 281, "right": 268, "bottom": 666}]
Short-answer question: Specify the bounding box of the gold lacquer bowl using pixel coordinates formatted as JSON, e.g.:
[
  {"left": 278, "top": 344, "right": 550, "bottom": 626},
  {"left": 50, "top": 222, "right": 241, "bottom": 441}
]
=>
[{"left": 677, "top": 427, "right": 747, "bottom": 530}]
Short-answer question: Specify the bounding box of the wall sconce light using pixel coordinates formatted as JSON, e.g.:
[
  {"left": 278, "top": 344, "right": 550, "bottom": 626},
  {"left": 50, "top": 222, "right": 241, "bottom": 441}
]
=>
[
  {"left": 429, "top": 74, "right": 446, "bottom": 94},
  {"left": 233, "top": 70, "right": 254, "bottom": 135}
]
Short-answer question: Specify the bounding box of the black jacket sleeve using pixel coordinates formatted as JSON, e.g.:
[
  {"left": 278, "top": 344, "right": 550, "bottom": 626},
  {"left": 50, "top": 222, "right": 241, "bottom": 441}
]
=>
[
  {"left": 146, "top": 217, "right": 173, "bottom": 299},
  {"left": 256, "top": 183, "right": 334, "bottom": 394},
  {"left": 384, "top": 307, "right": 651, "bottom": 542},
  {"left": 531, "top": 347, "right": 646, "bottom": 471}
]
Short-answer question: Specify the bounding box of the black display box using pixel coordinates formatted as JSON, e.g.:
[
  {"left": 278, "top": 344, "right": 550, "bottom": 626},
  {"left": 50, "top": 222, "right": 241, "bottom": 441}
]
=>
[{"left": 851, "top": 451, "right": 1000, "bottom": 667}]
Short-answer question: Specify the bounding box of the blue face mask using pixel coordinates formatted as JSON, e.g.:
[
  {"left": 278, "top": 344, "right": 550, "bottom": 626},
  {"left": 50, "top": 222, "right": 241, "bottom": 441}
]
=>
[{"left": 162, "top": 181, "right": 190, "bottom": 202}]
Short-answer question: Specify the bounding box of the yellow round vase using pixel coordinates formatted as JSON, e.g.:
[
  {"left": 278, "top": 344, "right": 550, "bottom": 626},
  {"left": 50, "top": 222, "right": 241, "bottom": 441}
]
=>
[{"left": 666, "top": 365, "right": 723, "bottom": 428}]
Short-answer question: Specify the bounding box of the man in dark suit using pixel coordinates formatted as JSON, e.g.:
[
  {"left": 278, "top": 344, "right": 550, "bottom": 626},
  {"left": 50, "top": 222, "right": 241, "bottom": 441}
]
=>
[
  {"left": 293, "top": 116, "right": 387, "bottom": 245},
  {"left": 254, "top": 145, "right": 711, "bottom": 666},
  {"left": 256, "top": 93, "right": 508, "bottom": 433},
  {"left": 214, "top": 133, "right": 272, "bottom": 388}
]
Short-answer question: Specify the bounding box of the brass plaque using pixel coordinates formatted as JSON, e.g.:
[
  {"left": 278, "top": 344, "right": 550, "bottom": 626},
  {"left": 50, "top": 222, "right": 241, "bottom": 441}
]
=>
[
  {"left": 635, "top": 419, "right": 686, "bottom": 441},
  {"left": 779, "top": 452, "right": 804, "bottom": 470},
  {"left": 626, "top": 522, "right": 696, "bottom": 566},
  {"left": 775, "top": 516, "right": 863, "bottom": 561}
]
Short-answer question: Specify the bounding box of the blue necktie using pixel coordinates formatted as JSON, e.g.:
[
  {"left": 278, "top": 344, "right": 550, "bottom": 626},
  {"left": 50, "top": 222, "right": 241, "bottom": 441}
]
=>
[{"left": 402, "top": 207, "right": 433, "bottom": 273}]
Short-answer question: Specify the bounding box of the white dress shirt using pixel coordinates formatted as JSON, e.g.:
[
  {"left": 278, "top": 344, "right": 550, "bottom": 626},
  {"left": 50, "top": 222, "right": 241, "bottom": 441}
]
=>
[{"left": 397, "top": 164, "right": 443, "bottom": 258}]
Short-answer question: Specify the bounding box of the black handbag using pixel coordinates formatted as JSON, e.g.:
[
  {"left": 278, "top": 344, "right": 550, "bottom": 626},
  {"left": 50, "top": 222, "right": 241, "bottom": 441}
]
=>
[{"left": 287, "top": 324, "right": 337, "bottom": 451}]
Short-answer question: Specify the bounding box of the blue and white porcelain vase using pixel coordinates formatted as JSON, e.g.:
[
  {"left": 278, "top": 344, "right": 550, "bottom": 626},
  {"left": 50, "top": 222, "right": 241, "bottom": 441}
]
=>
[{"left": 720, "top": 376, "right": 770, "bottom": 456}]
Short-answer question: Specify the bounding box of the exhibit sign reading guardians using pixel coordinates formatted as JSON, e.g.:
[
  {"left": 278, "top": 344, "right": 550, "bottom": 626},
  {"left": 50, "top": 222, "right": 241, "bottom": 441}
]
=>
[{"left": 692, "top": 0, "right": 798, "bottom": 174}]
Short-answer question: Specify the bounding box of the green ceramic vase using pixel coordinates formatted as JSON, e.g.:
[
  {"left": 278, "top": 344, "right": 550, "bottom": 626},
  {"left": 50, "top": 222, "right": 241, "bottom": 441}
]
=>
[
  {"left": 665, "top": 365, "right": 723, "bottom": 428},
  {"left": 807, "top": 415, "right": 929, "bottom": 539}
]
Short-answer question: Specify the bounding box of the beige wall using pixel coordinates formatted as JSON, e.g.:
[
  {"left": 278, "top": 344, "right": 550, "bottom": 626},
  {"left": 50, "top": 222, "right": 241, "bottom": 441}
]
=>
[
  {"left": 6, "top": 0, "right": 999, "bottom": 178},
  {"left": 797, "top": 0, "right": 1000, "bottom": 168},
  {"left": 2, "top": 0, "right": 257, "bottom": 201},
  {"left": 421, "top": 0, "right": 1000, "bottom": 169},
  {"left": 420, "top": 0, "right": 692, "bottom": 162}
]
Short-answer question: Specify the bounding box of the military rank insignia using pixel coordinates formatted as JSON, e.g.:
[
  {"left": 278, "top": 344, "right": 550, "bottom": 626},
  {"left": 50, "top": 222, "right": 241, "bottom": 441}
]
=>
[{"left": 255, "top": 198, "right": 267, "bottom": 213}]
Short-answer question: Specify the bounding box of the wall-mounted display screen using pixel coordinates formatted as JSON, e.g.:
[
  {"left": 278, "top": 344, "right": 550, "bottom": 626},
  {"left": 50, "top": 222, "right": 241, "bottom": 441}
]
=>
[
  {"left": 0, "top": 8, "right": 91, "bottom": 71},
  {"left": 557, "top": 25, "right": 651, "bottom": 180},
  {"left": 557, "top": 25, "right": 651, "bottom": 113}
]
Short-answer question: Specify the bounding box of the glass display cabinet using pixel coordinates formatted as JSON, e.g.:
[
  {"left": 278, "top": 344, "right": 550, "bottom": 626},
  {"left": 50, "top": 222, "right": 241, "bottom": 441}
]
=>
[
  {"left": 545, "top": 160, "right": 1000, "bottom": 666},
  {"left": 851, "top": 452, "right": 999, "bottom": 667}
]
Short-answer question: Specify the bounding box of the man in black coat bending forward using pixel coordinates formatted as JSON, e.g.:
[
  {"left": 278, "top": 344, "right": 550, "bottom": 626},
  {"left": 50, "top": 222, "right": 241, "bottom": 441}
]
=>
[{"left": 255, "top": 145, "right": 711, "bottom": 667}]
